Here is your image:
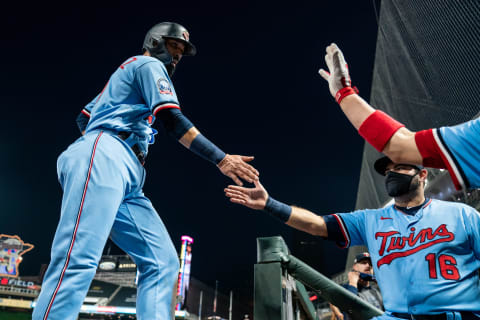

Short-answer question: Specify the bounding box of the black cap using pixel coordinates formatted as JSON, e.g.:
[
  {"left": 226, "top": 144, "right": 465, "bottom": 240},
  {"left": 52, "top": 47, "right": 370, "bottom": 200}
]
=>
[
  {"left": 353, "top": 252, "right": 371, "bottom": 264},
  {"left": 374, "top": 156, "right": 424, "bottom": 176}
]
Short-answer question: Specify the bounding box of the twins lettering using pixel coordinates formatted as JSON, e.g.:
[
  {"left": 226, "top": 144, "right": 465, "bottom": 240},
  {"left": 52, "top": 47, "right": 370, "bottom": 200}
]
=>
[{"left": 375, "top": 224, "right": 454, "bottom": 267}]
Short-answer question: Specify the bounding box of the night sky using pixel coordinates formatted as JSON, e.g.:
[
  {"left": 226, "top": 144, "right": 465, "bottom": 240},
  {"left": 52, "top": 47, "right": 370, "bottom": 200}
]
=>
[{"left": 2, "top": 0, "right": 378, "bottom": 299}]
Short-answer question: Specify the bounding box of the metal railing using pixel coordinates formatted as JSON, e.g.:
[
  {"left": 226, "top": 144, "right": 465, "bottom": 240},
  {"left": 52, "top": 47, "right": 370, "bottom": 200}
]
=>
[{"left": 254, "top": 236, "right": 383, "bottom": 320}]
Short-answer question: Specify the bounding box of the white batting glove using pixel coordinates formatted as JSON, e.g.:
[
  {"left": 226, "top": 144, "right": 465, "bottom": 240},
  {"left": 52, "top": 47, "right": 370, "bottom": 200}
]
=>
[{"left": 319, "top": 43, "right": 358, "bottom": 104}]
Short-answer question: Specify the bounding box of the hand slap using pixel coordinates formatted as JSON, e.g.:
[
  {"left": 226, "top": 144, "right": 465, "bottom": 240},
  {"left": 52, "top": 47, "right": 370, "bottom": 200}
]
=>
[
  {"left": 224, "top": 180, "right": 268, "bottom": 210},
  {"left": 217, "top": 154, "right": 259, "bottom": 186}
]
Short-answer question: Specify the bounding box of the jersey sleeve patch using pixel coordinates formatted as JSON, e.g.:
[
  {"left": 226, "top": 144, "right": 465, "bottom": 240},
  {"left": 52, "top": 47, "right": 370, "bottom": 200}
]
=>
[
  {"left": 134, "top": 61, "right": 180, "bottom": 112},
  {"left": 157, "top": 78, "right": 174, "bottom": 95}
]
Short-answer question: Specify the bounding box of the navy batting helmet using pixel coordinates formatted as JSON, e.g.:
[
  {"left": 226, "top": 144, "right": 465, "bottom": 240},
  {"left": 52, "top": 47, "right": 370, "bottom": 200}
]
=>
[{"left": 142, "top": 22, "right": 196, "bottom": 67}]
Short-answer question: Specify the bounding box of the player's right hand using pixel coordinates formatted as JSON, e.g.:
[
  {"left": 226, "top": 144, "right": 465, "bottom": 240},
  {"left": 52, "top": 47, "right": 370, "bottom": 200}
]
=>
[
  {"left": 217, "top": 154, "right": 259, "bottom": 186},
  {"left": 224, "top": 180, "right": 268, "bottom": 210},
  {"left": 347, "top": 270, "right": 360, "bottom": 287},
  {"left": 318, "top": 43, "right": 356, "bottom": 103}
]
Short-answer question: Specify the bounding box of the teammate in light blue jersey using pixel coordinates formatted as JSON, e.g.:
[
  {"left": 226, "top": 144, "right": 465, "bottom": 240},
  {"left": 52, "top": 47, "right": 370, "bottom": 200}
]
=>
[
  {"left": 33, "top": 22, "right": 259, "bottom": 320},
  {"left": 318, "top": 43, "right": 480, "bottom": 191},
  {"left": 225, "top": 156, "right": 480, "bottom": 319}
]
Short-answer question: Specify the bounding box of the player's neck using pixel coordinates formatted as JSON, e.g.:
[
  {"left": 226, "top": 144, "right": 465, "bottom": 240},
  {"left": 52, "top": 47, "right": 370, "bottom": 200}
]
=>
[{"left": 394, "top": 191, "right": 425, "bottom": 208}]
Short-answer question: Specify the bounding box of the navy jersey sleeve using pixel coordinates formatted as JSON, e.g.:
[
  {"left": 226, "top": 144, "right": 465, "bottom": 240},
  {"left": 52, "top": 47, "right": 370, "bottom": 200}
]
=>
[
  {"left": 134, "top": 61, "right": 180, "bottom": 116},
  {"left": 324, "top": 210, "right": 367, "bottom": 248}
]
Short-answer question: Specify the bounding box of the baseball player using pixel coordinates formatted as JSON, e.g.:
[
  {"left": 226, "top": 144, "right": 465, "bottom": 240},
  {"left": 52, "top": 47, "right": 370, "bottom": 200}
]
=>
[
  {"left": 225, "top": 157, "right": 480, "bottom": 319},
  {"left": 319, "top": 43, "right": 480, "bottom": 191},
  {"left": 33, "top": 22, "right": 259, "bottom": 320}
]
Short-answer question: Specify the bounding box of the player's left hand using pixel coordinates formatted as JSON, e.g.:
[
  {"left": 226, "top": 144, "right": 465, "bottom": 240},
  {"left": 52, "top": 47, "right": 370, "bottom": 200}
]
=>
[
  {"left": 217, "top": 154, "right": 259, "bottom": 186},
  {"left": 319, "top": 43, "right": 357, "bottom": 103}
]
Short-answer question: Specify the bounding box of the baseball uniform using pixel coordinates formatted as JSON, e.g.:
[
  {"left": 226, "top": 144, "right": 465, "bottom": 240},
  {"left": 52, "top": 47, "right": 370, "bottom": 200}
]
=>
[
  {"left": 33, "top": 56, "right": 182, "bottom": 320},
  {"left": 327, "top": 198, "right": 480, "bottom": 318},
  {"left": 415, "top": 118, "right": 480, "bottom": 191}
]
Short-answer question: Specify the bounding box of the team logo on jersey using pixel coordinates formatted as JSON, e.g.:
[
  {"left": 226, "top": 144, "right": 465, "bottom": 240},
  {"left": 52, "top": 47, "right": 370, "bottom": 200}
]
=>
[
  {"left": 0, "top": 235, "right": 34, "bottom": 278},
  {"left": 375, "top": 224, "right": 454, "bottom": 267},
  {"left": 157, "top": 78, "right": 173, "bottom": 95}
]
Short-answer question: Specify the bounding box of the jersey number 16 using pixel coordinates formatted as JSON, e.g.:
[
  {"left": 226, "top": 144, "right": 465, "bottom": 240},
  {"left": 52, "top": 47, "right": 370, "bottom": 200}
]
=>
[{"left": 425, "top": 253, "right": 460, "bottom": 280}]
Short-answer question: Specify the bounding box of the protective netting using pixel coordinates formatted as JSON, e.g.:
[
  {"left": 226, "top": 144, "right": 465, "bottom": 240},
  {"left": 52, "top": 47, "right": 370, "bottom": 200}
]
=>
[
  {"left": 349, "top": 0, "right": 480, "bottom": 268},
  {"left": 356, "top": 0, "right": 480, "bottom": 210}
]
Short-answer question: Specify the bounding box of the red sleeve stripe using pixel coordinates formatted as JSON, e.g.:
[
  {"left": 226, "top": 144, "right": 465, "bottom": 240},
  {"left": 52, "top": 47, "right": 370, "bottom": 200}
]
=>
[
  {"left": 153, "top": 103, "right": 181, "bottom": 116},
  {"left": 414, "top": 129, "right": 446, "bottom": 168},
  {"left": 332, "top": 214, "right": 350, "bottom": 248},
  {"left": 81, "top": 109, "right": 91, "bottom": 117},
  {"left": 432, "top": 129, "right": 465, "bottom": 190}
]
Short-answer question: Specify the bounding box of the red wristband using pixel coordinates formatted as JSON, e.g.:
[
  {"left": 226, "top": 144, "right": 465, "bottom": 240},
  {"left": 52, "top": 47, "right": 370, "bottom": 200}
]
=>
[
  {"left": 335, "top": 87, "right": 356, "bottom": 104},
  {"left": 335, "top": 87, "right": 358, "bottom": 104},
  {"left": 358, "top": 110, "right": 405, "bottom": 152}
]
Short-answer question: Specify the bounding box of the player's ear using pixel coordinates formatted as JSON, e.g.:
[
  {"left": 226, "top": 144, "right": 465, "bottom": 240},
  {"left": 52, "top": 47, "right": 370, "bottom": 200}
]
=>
[{"left": 419, "top": 169, "right": 428, "bottom": 180}]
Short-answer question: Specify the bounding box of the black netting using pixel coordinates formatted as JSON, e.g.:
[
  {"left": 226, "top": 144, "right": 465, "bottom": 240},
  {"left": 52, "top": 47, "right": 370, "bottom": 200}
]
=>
[{"left": 356, "top": 0, "right": 480, "bottom": 210}]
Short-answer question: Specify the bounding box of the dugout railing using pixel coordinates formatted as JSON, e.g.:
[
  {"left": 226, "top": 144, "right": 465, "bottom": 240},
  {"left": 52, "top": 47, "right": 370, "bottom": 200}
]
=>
[{"left": 254, "top": 236, "right": 383, "bottom": 320}]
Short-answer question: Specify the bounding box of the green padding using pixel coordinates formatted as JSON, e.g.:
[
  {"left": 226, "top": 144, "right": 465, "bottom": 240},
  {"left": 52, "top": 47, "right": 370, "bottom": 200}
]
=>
[
  {"left": 286, "top": 255, "right": 383, "bottom": 320},
  {"left": 0, "top": 310, "right": 32, "bottom": 320},
  {"left": 254, "top": 262, "right": 283, "bottom": 320},
  {"left": 257, "top": 236, "right": 289, "bottom": 263},
  {"left": 295, "top": 280, "right": 317, "bottom": 320}
]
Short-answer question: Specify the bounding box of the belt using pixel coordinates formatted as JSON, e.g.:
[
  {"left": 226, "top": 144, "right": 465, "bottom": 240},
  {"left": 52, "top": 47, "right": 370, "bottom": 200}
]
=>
[
  {"left": 118, "top": 131, "right": 146, "bottom": 165},
  {"left": 392, "top": 312, "right": 476, "bottom": 320}
]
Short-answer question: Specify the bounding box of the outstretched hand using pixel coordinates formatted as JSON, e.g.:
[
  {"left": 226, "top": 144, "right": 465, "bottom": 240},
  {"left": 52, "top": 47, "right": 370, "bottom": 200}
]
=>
[
  {"left": 217, "top": 154, "right": 259, "bottom": 186},
  {"left": 318, "top": 43, "right": 353, "bottom": 99},
  {"left": 224, "top": 180, "right": 268, "bottom": 210}
]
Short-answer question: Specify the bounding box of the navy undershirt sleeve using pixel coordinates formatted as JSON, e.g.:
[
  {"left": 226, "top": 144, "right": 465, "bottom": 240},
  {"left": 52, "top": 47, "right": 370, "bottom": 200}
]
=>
[
  {"left": 156, "top": 107, "right": 194, "bottom": 139},
  {"left": 156, "top": 108, "right": 226, "bottom": 164},
  {"left": 76, "top": 112, "right": 89, "bottom": 133}
]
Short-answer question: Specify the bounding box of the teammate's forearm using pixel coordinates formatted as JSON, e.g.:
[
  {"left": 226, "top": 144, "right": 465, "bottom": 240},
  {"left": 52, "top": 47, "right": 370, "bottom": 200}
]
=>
[
  {"left": 264, "top": 197, "right": 327, "bottom": 237},
  {"left": 338, "top": 94, "right": 423, "bottom": 164},
  {"left": 156, "top": 108, "right": 226, "bottom": 164},
  {"left": 338, "top": 94, "right": 375, "bottom": 129},
  {"left": 179, "top": 127, "right": 200, "bottom": 148},
  {"left": 287, "top": 206, "right": 328, "bottom": 237}
]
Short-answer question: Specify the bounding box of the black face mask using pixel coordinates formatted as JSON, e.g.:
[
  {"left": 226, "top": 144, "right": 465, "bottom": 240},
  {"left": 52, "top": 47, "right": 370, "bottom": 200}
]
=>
[
  {"left": 385, "top": 171, "right": 419, "bottom": 197},
  {"left": 165, "top": 63, "right": 176, "bottom": 77}
]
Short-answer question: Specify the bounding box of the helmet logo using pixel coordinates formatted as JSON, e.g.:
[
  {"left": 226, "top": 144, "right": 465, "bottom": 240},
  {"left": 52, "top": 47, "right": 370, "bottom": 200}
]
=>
[{"left": 182, "top": 31, "right": 190, "bottom": 41}]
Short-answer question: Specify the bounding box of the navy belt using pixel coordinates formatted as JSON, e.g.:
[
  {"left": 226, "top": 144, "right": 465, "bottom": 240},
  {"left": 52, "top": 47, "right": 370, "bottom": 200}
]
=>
[{"left": 392, "top": 312, "right": 476, "bottom": 320}]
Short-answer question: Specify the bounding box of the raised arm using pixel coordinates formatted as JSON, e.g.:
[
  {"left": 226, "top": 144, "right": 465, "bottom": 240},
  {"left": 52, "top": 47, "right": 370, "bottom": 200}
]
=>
[
  {"left": 319, "top": 43, "right": 424, "bottom": 166},
  {"left": 156, "top": 108, "right": 259, "bottom": 186},
  {"left": 224, "top": 180, "right": 327, "bottom": 237}
]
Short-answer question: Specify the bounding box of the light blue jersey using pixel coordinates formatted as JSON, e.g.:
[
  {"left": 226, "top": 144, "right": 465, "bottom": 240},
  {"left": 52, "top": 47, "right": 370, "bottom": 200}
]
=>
[
  {"left": 82, "top": 55, "right": 180, "bottom": 154},
  {"left": 33, "top": 55, "right": 184, "bottom": 320},
  {"left": 332, "top": 199, "right": 480, "bottom": 314},
  {"left": 434, "top": 118, "right": 480, "bottom": 190}
]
